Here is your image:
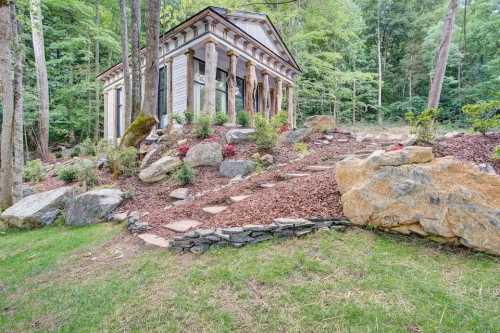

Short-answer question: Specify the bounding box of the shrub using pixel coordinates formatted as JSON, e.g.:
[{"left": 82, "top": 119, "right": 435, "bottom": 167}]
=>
[
  {"left": 80, "top": 138, "right": 96, "bottom": 156},
  {"left": 75, "top": 159, "right": 98, "bottom": 189},
  {"left": 405, "top": 112, "right": 416, "bottom": 134},
  {"left": 236, "top": 111, "right": 249, "bottom": 127},
  {"left": 271, "top": 111, "right": 288, "bottom": 129},
  {"left": 96, "top": 139, "right": 113, "bottom": 156},
  {"left": 294, "top": 142, "right": 310, "bottom": 156},
  {"left": 177, "top": 144, "right": 190, "bottom": 158},
  {"left": 71, "top": 146, "right": 81, "bottom": 157},
  {"left": 175, "top": 163, "right": 195, "bottom": 185},
  {"left": 185, "top": 111, "right": 194, "bottom": 125},
  {"left": 223, "top": 144, "right": 236, "bottom": 158},
  {"left": 195, "top": 114, "right": 213, "bottom": 139},
  {"left": 407, "top": 108, "right": 439, "bottom": 143},
  {"left": 215, "top": 112, "right": 229, "bottom": 126},
  {"left": 57, "top": 164, "right": 78, "bottom": 184},
  {"left": 23, "top": 159, "right": 47, "bottom": 182},
  {"left": 252, "top": 115, "right": 278, "bottom": 151},
  {"left": 173, "top": 113, "right": 184, "bottom": 125},
  {"left": 55, "top": 151, "right": 63, "bottom": 159},
  {"left": 494, "top": 146, "right": 500, "bottom": 160},
  {"left": 116, "top": 147, "right": 138, "bottom": 177},
  {"left": 462, "top": 100, "right": 500, "bottom": 135}
]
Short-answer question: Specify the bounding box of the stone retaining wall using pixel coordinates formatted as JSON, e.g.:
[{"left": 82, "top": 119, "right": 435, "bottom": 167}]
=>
[{"left": 169, "top": 218, "right": 351, "bottom": 254}]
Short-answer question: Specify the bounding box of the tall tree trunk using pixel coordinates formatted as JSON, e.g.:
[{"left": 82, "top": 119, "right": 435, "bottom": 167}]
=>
[
  {"left": 427, "top": 0, "right": 458, "bottom": 109},
  {"left": 377, "top": 7, "right": 383, "bottom": 125},
  {"left": 30, "top": 0, "right": 49, "bottom": 161},
  {"left": 130, "top": 0, "right": 142, "bottom": 120},
  {"left": 142, "top": 0, "right": 160, "bottom": 117},
  {"left": 0, "top": 0, "right": 15, "bottom": 209},
  {"left": 94, "top": 0, "right": 100, "bottom": 142},
  {"left": 119, "top": 0, "right": 132, "bottom": 128},
  {"left": 352, "top": 79, "right": 357, "bottom": 126},
  {"left": 11, "top": 2, "right": 24, "bottom": 203}
]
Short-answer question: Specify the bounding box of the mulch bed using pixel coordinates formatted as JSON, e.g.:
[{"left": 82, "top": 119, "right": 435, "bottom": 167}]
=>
[{"left": 433, "top": 133, "right": 500, "bottom": 174}]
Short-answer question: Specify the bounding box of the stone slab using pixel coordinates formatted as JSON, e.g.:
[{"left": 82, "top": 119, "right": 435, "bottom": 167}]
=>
[
  {"left": 162, "top": 219, "right": 202, "bottom": 232},
  {"left": 138, "top": 233, "right": 170, "bottom": 248},
  {"left": 230, "top": 195, "right": 251, "bottom": 203},
  {"left": 202, "top": 206, "right": 227, "bottom": 215}
]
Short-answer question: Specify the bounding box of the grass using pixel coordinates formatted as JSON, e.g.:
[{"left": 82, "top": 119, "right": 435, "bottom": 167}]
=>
[{"left": 1, "top": 226, "right": 499, "bottom": 332}]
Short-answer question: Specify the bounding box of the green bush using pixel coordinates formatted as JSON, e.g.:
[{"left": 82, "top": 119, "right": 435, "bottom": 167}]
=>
[
  {"left": 271, "top": 111, "right": 288, "bottom": 129},
  {"left": 405, "top": 111, "right": 416, "bottom": 134},
  {"left": 71, "top": 146, "right": 81, "bottom": 157},
  {"left": 116, "top": 147, "right": 138, "bottom": 177},
  {"left": 57, "top": 164, "right": 78, "bottom": 183},
  {"left": 23, "top": 159, "right": 47, "bottom": 182},
  {"left": 175, "top": 163, "right": 195, "bottom": 185},
  {"left": 195, "top": 114, "right": 213, "bottom": 139},
  {"left": 462, "top": 100, "right": 500, "bottom": 135},
  {"left": 237, "top": 111, "right": 249, "bottom": 127},
  {"left": 173, "top": 113, "right": 184, "bottom": 125},
  {"left": 406, "top": 108, "right": 439, "bottom": 143},
  {"left": 252, "top": 115, "right": 278, "bottom": 151},
  {"left": 96, "top": 139, "right": 113, "bottom": 156},
  {"left": 215, "top": 112, "right": 229, "bottom": 126},
  {"left": 75, "top": 159, "right": 98, "bottom": 189},
  {"left": 55, "top": 151, "right": 63, "bottom": 159},
  {"left": 294, "top": 142, "right": 310, "bottom": 156},
  {"left": 80, "top": 138, "right": 96, "bottom": 156},
  {"left": 185, "top": 111, "right": 194, "bottom": 125},
  {"left": 494, "top": 146, "right": 500, "bottom": 160}
]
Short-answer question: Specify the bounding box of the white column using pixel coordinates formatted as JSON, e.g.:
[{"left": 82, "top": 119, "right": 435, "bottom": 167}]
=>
[
  {"left": 262, "top": 70, "right": 271, "bottom": 120},
  {"left": 286, "top": 84, "right": 295, "bottom": 129},
  {"left": 202, "top": 39, "right": 218, "bottom": 119},
  {"left": 227, "top": 50, "right": 238, "bottom": 125}
]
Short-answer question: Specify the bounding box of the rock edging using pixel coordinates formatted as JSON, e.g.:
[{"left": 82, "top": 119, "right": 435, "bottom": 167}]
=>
[{"left": 169, "top": 218, "right": 351, "bottom": 254}]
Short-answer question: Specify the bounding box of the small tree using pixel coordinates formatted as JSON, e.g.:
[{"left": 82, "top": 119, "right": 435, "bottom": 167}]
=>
[
  {"left": 462, "top": 100, "right": 500, "bottom": 135},
  {"left": 195, "top": 115, "right": 213, "bottom": 139},
  {"left": 252, "top": 115, "right": 278, "bottom": 151}
]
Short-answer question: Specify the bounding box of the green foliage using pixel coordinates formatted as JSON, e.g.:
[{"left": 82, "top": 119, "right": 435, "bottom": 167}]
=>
[
  {"left": 173, "top": 113, "right": 184, "bottom": 125},
  {"left": 23, "top": 159, "right": 47, "bottom": 183},
  {"left": 252, "top": 115, "right": 278, "bottom": 151},
  {"left": 75, "top": 159, "right": 98, "bottom": 189},
  {"left": 80, "top": 138, "right": 97, "bottom": 156},
  {"left": 195, "top": 115, "right": 213, "bottom": 139},
  {"left": 119, "top": 112, "right": 157, "bottom": 148},
  {"left": 71, "top": 146, "right": 81, "bottom": 158},
  {"left": 57, "top": 164, "right": 79, "bottom": 184},
  {"left": 174, "top": 163, "right": 195, "bottom": 185},
  {"left": 214, "top": 112, "right": 229, "bottom": 126},
  {"left": 184, "top": 111, "right": 194, "bottom": 125},
  {"left": 115, "top": 147, "right": 138, "bottom": 177},
  {"left": 494, "top": 146, "right": 500, "bottom": 160},
  {"left": 462, "top": 101, "right": 500, "bottom": 135},
  {"left": 409, "top": 108, "right": 440, "bottom": 143},
  {"left": 405, "top": 112, "right": 416, "bottom": 134},
  {"left": 271, "top": 111, "right": 288, "bottom": 129},
  {"left": 294, "top": 142, "right": 310, "bottom": 156},
  {"left": 236, "top": 112, "right": 249, "bottom": 127}
]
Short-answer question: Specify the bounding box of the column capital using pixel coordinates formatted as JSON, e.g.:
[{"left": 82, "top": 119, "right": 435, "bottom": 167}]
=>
[
  {"left": 226, "top": 50, "right": 239, "bottom": 57},
  {"left": 166, "top": 57, "right": 173, "bottom": 64},
  {"left": 261, "top": 69, "right": 270, "bottom": 77},
  {"left": 204, "top": 37, "right": 218, "bottom": 46},
  {"left": 245, "top": 60, "right": 256, "bottom": 67},
  {"left": 184, "top": 48, "right": 195, "bottom": 56}
]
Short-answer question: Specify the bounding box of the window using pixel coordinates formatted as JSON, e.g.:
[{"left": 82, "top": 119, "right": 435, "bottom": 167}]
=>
[
  {"left": 116, "top": 87, "right": 123, "bottom": 137},
  {"left": 157, "top": 66, "right": 168, "bottom": 128},
  {"left": 193, "top": 58, "right": 229, "bottom": 117},
  {"left": 236, "top": 77, "right": 245, "bottom": 115}
]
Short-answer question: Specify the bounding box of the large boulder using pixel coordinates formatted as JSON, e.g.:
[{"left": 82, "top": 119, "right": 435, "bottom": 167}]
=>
[
  {"left": 304, "top": 115, "right": 336, "bottom": 132},
  {"left": 226, "top": 128, "right": 256, "bottom": 144},
  {"left": 0, "top": 186, "right": 75, "bottom": 229},
  {"left": 336, "top": 146, "right": 500, "bottom": 255},
  {"left": 65, "top": 188, "right": 124, "bottom": 226},
  {"left": 219, "top": 160, "right": 256, "bottom": 178},
  {"left": 184, "top": 142, "right": 223, "bottom": 167},
  {"left": 283, "top": 128, "right": 313, "bottom": 144},
  {"left": 139, "top": 156, "right": 181, "bottom": 183}
]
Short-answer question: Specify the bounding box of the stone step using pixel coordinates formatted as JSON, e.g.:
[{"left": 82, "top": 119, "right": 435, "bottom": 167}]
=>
[
  {"left": 303, "top": 165, "right": 335, "bottom": 172},
  {"left": 162, "top": 219, "right": 202, "bottom": 232},
  {"left": 169, "top": 187, "right": 191, "bottom": 200},
  {"left": 202, "top": 206, "right": 228, "bottom": 215},
  {"left": 138, "top": 233, "right": 170, "bottom": 248},
  {"left": 283, "top": 173, "right": 310, "bottom": 179},
  {"left": 259, "top": 183, "right": 276, "bottom": 189},
  {"left": 230, "top": 195, "right": 251, "bottom": 203}
]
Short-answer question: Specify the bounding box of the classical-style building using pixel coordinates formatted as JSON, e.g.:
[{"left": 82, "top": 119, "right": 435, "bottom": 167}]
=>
[{"left": 97, "top": 6, "right": 300, "bottom": 139}]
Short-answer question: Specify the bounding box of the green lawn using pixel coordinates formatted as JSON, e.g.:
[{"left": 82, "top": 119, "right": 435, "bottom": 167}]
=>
[{"left": 1, "top": 225, "right": 498, "bottom": 333}]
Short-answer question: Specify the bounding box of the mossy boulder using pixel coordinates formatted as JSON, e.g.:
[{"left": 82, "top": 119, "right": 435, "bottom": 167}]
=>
[{"left": 119, "top": 112, "right": 157, "bottom": 148}]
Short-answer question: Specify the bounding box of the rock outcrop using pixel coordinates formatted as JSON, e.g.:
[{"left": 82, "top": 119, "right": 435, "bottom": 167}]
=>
[
  {"left": 65, "top": 188, "right": 124, "bottom": 226},
  {"left": 219, "top": 159, "right": 256, "bottom": 178},
  {"left": 184, "top": 142, "right": 223, "bottom": 167},
  {"left": 0, "top": 187, "right": 75, "bottom": 229},
  {"left": 336, "top": 146, "right": 500, "bottom": 255},
  {"left": 139, "top": 156, "right": 181, "bottom": 183},
  {"left": 225, "top": 128, "right": 255, "bottom": 144}
]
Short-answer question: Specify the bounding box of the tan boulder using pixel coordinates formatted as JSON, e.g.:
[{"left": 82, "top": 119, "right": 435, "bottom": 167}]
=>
[
  {"left": 304, "top": 115, "right": 336, "bottom": 132},
  {"left": 336, "top": 146, "right": 500, "bottom": 255}
]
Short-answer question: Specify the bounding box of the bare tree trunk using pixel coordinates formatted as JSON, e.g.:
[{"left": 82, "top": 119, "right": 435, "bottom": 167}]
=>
[
  {"left": 30, "top": 0, "right": 49, "bottom": 161},
  {"left": 377, "top": 7, "right": 383, "bottom": 125},
  {"left": 142, "top": 0, "right": 160, "bottom": 117},
  {"left": 94, "top": 0, "right": 100, "bottom": 142},
  {"left": 352, "top": 79, "right": 357, "bottom": 126},
  {"left": 130, "top": 0, "right": 142, "bottom": 120},
  {"left": 11, "top": 2, "right": 24, "bottom": 203},
  {"left": 0, "top": 1, "right": 15, "bottom": 209},
  {"left": 427, "top": 0, "right": 458, "bottom": 109},
  {"left": 119, "top": 0, "right": 132, "bottom": 128}
]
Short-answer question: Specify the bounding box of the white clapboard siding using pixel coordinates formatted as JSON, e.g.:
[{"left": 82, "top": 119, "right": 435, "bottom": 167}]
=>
[{"left": 172, "top": 53, "right": 187, "bottom": 116}]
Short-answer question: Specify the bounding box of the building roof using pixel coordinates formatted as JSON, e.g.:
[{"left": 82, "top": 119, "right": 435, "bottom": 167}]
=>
[{"left": 97, "top": 6, "right": 300, "bottom": 80}]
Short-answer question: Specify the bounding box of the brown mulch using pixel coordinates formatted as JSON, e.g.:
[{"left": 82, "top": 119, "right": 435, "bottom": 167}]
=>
[{"left": 433, "top": 133, "right": 500, "bottom": 174}]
